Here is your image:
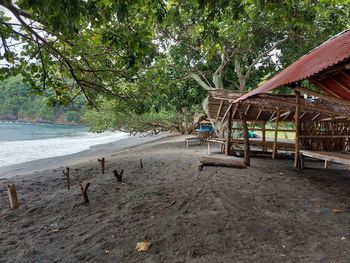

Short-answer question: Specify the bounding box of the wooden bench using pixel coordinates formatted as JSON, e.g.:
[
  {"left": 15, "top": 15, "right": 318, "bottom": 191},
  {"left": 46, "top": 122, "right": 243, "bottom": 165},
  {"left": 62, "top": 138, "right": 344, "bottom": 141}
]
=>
[
  {"left": 185, "top": 137, "right": 203, "bottom": 147},
  {"left": 207, "top": 138, "right": 294, "bottom": 156},
  {"left": 299, "top": 150, "right": 350, "bottom": 169}
]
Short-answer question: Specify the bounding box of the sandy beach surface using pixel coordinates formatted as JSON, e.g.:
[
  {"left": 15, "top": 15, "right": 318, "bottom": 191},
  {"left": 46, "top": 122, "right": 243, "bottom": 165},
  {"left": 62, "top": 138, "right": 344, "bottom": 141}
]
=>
[{"left": 1, "top": 135, "right": 350, "bottom": 262}]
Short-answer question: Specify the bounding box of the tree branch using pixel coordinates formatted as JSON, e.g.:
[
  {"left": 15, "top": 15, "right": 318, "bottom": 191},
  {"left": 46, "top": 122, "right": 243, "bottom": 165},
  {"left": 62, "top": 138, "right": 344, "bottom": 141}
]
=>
[{"left": 245, "top": 35, "right": 289, "bottom": 80}]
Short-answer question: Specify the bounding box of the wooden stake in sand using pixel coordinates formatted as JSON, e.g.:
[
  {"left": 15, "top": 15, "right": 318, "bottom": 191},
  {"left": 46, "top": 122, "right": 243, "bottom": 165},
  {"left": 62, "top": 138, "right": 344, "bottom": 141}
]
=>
[
  {"left": 112, "top": 169, "right": 124, "bottom": 182},
  {"left": 7, "top": 184, "right": 19, "bottom": 209},
  {"left": 98, "top": 158, "right": 105, "bottom": 175},
  {"left": 62, "top": 167, "right": 70, "bottom": 190},
  {"left": 80, "top": 183, "right": 91, "bottom": 204},
  {"left": 139, "top": 158, "right": 143, "bottom": 169}
]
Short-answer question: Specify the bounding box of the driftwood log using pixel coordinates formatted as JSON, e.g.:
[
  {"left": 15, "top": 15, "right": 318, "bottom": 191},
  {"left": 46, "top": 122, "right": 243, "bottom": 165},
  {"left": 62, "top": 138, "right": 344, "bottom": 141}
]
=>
[
  {"left": 98, "top": 158, "right": 105, "bottom": 175},
  {"left": 139, "top": 158, "right": 143, "bottom": 169},
  {"left": 7, "top": 184, "right": 19, "bottom": 209},
  {"left": 80, "top": 183, "right": 91, "bottom": 204},
  {"left": 113, "top": 169, "right": 124, "bottom": 182},
  {"left": 199, "top": 157, "right": 247, "bottom": 171},
  {"left": 62, "top": 167, "right": 70, "bottom": 190}
]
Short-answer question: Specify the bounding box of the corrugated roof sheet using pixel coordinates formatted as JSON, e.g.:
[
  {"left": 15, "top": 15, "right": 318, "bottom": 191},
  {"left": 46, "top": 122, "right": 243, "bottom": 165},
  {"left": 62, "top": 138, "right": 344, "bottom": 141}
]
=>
[{"left": 235, "top": 29, "right": 350, "bottom": 102}]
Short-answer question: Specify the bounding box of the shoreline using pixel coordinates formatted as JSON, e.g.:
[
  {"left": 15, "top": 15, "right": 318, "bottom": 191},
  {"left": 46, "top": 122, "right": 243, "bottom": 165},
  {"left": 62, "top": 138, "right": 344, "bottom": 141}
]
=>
[{"left": 0, "top": 133, "right": 171, "bottom": 178}]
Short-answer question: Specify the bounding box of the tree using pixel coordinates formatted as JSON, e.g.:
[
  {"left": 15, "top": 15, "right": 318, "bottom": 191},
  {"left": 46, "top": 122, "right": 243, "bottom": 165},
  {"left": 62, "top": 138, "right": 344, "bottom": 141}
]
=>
[{"left": 1, "top": 0, "right": 349, "bottom": 133}]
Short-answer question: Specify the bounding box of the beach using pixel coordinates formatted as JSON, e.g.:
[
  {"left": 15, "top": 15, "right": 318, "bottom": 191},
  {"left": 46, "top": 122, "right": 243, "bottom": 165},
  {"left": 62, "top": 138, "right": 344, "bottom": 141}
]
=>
[{"left": 1, "top": 135, "right": 350, "bottom": 262}]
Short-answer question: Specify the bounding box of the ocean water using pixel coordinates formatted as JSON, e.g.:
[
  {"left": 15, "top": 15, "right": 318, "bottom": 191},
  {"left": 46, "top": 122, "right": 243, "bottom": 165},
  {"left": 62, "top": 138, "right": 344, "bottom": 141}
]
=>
[{"left": 0, "top": 122, "right": 128, "bottom": 167}]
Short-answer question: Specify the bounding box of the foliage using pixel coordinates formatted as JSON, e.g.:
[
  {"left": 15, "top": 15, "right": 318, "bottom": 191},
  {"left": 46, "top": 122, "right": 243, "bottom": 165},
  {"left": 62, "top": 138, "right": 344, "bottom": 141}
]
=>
[
  {"left": 0, "top": 75, "right": 85, "bottom": 123},
  {"left": 0, "top": 0, "right": 349, "bottom": 133}
]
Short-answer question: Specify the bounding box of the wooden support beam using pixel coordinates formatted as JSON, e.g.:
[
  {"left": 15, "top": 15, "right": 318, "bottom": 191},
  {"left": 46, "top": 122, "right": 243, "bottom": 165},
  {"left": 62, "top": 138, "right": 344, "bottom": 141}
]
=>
[
  {"left": 225, "top": 105, "right": 233, "bottom": 156},
  {"left": 255, "top": 110, "right": 262, "bottom": 121},
  {"left": 232, "top": 103, "right": 239, "bottom": 120},
  {"left": 299, "top": 112, "right": 307, "bottom": 120},
  {"left": 222, "top": 104, "right": 233, "bottom": 123},
  {"left": 272, "top": 111, "right": 280, "bottom": 160},
  {"left": 268, "top": 111, "right": 276, "bottom": 122},
  {"left": 216, "top": 100, "right": 224, "bottom": 121},
  {"left": 328, "top": 76, "right": 350, "bottom": 94},
  {"left": 282, "top": 111, "right": 291, "bottom": 121},
  {"left": 311, "top": 113, "right": 321, "bottom": 122},
  {"left": 244, "top": 104, "right": 251, "bottom": 116},
  {"left": 268, "top": 110, "right": 290, "bottom": 123},
  {"left": 311, "top": 80, "right": 341, "bottom": 98},
  {"left": 339, "top": 70, "right": 350, "bottom": 81},
  {"left": 300, "top": 135, "right": 350, "bottom": 138},
  {"left": 241, "top": 112, "right": 250, "bottom": 166},
  {"left": 294, "top": 90, "right": 301, "bottom": 168},
  {"left": 295, "top": 86, "right": 350, "bottom": 107}
]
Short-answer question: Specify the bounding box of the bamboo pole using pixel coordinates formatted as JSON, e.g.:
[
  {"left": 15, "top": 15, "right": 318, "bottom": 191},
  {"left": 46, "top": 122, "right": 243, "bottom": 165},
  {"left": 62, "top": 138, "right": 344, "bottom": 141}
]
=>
[
  {"left": 7, "top": 184, "right": 19, "bottom": 209},
  {"left": 272, "top": 110, "right": 280, "bottom": 159},
  {"left": 294, "top": 90, "right": 301, "bottom": 168},
  {"left": 225, "top": 105, "right": 233, "bottom": 156},
  {"left": 241, "top": 113, "right": 250, "bottom": 166}
]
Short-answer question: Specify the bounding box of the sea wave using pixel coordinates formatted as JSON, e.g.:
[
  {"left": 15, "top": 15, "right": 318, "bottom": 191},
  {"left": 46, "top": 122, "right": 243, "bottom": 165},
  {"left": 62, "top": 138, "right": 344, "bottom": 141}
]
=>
[{"left": 0, "top": 131, "right": 129, "bottom": 167}]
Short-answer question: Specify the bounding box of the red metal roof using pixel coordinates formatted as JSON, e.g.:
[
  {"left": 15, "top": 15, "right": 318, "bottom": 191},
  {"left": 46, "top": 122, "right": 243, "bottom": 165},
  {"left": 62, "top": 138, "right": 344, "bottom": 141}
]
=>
[{"left": 235, "top": 30, "right": 350, "bottom": 102}]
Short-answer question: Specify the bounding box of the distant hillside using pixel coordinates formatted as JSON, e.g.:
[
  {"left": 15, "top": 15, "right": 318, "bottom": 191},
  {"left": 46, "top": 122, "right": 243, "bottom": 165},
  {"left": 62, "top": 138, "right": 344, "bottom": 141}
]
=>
[{"left": 0, "top": 76, "right": 85, "bottom": 125}]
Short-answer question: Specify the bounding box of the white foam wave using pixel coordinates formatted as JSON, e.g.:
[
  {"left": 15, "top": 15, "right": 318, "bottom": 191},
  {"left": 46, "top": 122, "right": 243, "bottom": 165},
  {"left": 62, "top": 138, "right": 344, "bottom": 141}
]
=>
[{"left": 0, "top": 131, "right": 129, "bottom": 167}]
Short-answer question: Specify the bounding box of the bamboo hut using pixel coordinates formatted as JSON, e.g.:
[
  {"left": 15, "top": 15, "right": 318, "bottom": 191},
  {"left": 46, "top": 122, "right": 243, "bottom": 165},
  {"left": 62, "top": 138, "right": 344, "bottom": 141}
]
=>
[
  {"left": 230, "top": 30, "right": 350, "bottom": 167},
  {"left": 207, "top": 91, "right": 350, "bottom": 165}
]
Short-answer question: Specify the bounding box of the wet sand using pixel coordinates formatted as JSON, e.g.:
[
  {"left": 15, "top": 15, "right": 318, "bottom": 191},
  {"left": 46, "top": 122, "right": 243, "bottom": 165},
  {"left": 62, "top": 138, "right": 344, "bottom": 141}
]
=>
[
  {"left": 1, "top": 135, "right": 350, "bottom": 262},
  {"left": 0, "top": 133, "right": 168, "bottom": 178}
]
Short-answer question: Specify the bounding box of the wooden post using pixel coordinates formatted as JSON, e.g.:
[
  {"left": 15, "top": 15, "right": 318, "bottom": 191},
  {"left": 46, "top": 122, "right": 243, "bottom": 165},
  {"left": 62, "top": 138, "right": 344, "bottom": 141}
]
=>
[
  {"left": 324, "top": 160, "right": 329, "bottom": 169},
  {"left": 80, "top": 183, "right": 91, "bottom": 204},
  {"left": 98, "top": 158, "right": 105, "bottom": 174},
  {"left": 62, "top": 167, "right": 70, "bottom": 190},
  {"left": 113, "top": 169, "right": 124, "bottom": 182},
  {"left": 7, "top": 184, "right": 19, "bottom": 209},
  {"left": 139, "top": 158, "right": 143, "bottom": 169},
  {"left": 272, "top": 110, "right": 280, "bottom": 160},
  {"left": 262, "top": 121, "right": 266, "bottom": 152},
  {"left": 225, "top": 105, "right": 233, "bottom": 156},
  {"left": 241, "top": 113, "right": 250, "bottom": 166},
  {"left": 294, "top": 90, "right": 301, "bottom": 168},
  {"left": 300, "top": 153, "right": 304, "bottom": 169}
]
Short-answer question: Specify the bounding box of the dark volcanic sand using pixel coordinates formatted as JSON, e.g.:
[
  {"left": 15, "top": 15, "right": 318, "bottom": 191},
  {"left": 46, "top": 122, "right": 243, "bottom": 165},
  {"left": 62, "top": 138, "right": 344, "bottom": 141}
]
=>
[{"left": 1, "top": 135, "right": 350, "bottom": 262}]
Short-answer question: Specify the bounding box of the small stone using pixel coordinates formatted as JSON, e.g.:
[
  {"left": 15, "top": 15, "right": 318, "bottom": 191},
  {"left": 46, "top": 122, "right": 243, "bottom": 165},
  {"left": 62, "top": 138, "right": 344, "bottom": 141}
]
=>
[{"left": 341, "top": 236, "right": 346, "bottom": 240}]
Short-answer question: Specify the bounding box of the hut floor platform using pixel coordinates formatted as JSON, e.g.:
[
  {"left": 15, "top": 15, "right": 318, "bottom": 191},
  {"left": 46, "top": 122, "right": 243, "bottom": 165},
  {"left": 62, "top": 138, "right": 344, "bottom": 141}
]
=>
[{"left": 300, "top": 150, "right": 350, "bottom": 168}]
